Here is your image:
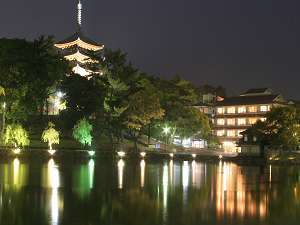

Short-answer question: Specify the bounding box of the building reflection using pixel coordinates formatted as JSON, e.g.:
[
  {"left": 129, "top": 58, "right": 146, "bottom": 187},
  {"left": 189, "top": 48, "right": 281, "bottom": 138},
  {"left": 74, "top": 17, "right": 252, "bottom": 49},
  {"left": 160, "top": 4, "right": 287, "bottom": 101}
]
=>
[
  {"left": 215, "top": 162, "right": 267, "bottom": 220},
  {"left": 118, "top": 159, "right": 125, "bottom": 189},
  {"left": 182, "top": 161, "right": 189, "bottom": 206}
]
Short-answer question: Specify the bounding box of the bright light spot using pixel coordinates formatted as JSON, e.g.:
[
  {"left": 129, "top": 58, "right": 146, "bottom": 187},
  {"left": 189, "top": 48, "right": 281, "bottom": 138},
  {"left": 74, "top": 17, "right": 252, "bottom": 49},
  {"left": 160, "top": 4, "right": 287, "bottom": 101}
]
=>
[
  {"left": 117, "top": 151, "right": 126, "bottom": 158},
  {"left": 13, "top": 158, "right": 20, "bottom": 186},
  {"left": 140, "top": 160, "right": 145, "bottom": 188},
  {"left": 118, "top": 159, "right": 125, "bottom": 189},
  {"left": 48, "top": 159, "right": 60, "bottom": 189},
  {"left": 140, "top": 152, "right": 146, "bottom": 158},
  {"left": 88, "top": 150, "right": 95, "bottom": 157},
  {"left": 48, "top": 159, "right": 60, "bottom": 225},
  {"left": 182, "top": 161, "right": 189, "bottom": 188},
  {"left": 163, "top": 126, "right": 170, "bottom": 135},
  {"left": 13, "top": 148, "right": 21, "bottom": 155},
  {"left": 73, "top": 64, "right": 90, "bottom": 77},
  {"left": 56, "top": 91, "right": 64, "bottom": 98},
  {"left": 169, "top": 153, "right": 174, "bottom": 158},
  {"left": 88, "top": 159, "right": 95, "bottom": 189},
  {"left": 2, "top": 102, "right": 6, "bottom": 109},
  {"left": 219, "top": 155, "right": 223, "bottom": 160},
  {"left": 192, "top": 153, "right": 196, "bottom": 159},
  {"left": 48, "top": 150, "right": 56, "bottom": 156}
]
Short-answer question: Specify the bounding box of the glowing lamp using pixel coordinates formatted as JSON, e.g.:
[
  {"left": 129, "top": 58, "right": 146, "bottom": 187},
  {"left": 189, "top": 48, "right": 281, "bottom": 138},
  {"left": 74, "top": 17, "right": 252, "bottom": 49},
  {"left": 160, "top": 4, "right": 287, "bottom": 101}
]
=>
[
  {"left": 169, "top": 153, "right": 174, "bottom": 158},
  {"left": 192, "top": 154, "right": 196, "bottom": 159},
  {"left": 88, "top": 150, "right": 95, "bottom": 157},
  {"left": 48, "top": 149, "right": 56, "bottom": 156},
  {"left": 140, "top": 152, "right": 146, "bottom": 158},
  {"left": 117, "top": 151, "right": 126, "bottom": 158},
  {"left": 13, "top": 148, "right": 21, "bottom": 155},
  {"left": 219, "top": 155, "right": 223, "bottom": 160}
]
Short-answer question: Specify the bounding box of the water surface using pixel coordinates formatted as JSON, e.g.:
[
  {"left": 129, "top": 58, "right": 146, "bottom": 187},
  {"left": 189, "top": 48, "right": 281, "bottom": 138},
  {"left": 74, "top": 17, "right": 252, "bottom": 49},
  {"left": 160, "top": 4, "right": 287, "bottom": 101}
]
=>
[{"left": 0, "top": 156, "right": 300, "bottom": 225}]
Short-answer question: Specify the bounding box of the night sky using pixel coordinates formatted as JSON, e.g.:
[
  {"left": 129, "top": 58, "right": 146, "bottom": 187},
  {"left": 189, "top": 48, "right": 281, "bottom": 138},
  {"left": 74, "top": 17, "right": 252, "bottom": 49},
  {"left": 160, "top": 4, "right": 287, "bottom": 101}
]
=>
[{"left": 1, "top": 0, "right": 300, "bottom": 99}]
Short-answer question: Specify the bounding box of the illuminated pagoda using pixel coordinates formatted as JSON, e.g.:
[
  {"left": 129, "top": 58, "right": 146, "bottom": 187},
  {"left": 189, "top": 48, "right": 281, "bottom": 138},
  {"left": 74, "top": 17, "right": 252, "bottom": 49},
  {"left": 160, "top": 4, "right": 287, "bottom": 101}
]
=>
[{"left": 54, "top": 0, "right": 104, "bottom": 77}]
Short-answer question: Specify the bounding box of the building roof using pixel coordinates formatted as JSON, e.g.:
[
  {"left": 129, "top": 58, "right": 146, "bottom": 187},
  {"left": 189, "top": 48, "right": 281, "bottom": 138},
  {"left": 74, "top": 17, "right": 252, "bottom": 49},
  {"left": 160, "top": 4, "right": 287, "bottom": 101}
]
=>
[
  {"left": 215, "top": 94, "right": 285, "bottom": 106},
  {"left": 55, "top": 29, "right": 103, "bottom": 49},
  {"left": 240, "top": 88, "right": 272, "bottom": 96}
]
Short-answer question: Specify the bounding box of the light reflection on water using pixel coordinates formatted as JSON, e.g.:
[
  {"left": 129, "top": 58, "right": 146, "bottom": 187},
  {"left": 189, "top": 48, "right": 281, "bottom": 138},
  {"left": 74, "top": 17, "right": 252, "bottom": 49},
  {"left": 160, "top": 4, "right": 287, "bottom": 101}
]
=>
[
  {"left": 0, "top": 157, "right": 300, "bottom": 225},
  {"left": 117, "top": 159, "right": 125, "bottom": 189},
  {"left": 47, "top": 159, "right": 60, "bottom": 225}
]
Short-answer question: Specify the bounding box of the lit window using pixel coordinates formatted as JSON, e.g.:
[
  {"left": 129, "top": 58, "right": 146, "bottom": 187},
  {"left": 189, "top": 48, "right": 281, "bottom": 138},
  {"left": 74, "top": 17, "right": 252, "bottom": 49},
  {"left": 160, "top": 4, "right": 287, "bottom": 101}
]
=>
[
  {"left": 249, "top": 118, "right": 258, "bottom": 125},
  {"left": 237, "top": 118, "right": 246, "bottom": 125},
  {"left": 217, "top": 107, "right": 225, "bottom": 114},
  {"left": 248, "top": 106, "right": 257, "bottom": 113},
  {"left": 238, "top": 106, "right": 246, "bottom": 113},
  {"left": 227, "top": 130, "right": 236, "bottom": 137},
  {"left": 260, "top": 105, "right": 270, "bottom": 112},
  {"left": 217, "top": 130, "right": 225, "bottom": 136},
  {"left": 227, "top": 118, "right": 235, "bottom": 125},
  {"left": 217, "top": 119, "right": 225, "bottom": 125},
  {"left": 227, "top": 107, "right": 235, "bottom": 114}
]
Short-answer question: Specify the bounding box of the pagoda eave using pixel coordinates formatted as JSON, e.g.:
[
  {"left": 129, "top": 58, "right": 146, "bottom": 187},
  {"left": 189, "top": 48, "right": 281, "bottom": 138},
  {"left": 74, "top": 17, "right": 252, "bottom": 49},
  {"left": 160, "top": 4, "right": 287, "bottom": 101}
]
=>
[{"left": 55, "top": 38, "right": 103, "bottom": 51}]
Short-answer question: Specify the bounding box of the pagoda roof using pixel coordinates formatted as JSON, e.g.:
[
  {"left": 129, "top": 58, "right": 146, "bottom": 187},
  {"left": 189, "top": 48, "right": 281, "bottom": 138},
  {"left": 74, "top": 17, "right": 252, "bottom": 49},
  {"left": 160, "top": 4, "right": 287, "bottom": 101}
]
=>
[
  {"left": 55, "top": 29, "right": 104, "bottom": 51},
  {"left": 215, "top": 94, "right": 285, "bottom": 106}
]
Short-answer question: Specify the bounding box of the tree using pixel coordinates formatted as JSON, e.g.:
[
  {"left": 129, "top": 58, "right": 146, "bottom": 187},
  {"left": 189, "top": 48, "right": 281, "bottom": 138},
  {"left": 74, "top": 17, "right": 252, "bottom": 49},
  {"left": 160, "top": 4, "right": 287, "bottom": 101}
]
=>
[
  {"left": 241, "top": 106, "right": 300, "bottom": 152},
  {"left": 150, "top": 76, "right": 212, "bottom": 143},
  {"left": 0, "top": 86, "right": 5, "bottom": 135},
  {"left": 61, "top": 74, "right": 103, "bottom": 120},
  {"left": 42, "top": 122, "right": 60, "bottom": 150},
  {"left": 0, "top": 37, "right": 69, "bottom": 122},
  {"left": 101, "top": 73, "right": 129, "bottom": 148},
  {"left": 125, "top": 79, "right": 165, "bottom": 150},
  {"left": 73, "top": 118, "right": 93, "bottom": 148},
  {"left": 4, "top": 123, "right": 29, "bottom": 148}
]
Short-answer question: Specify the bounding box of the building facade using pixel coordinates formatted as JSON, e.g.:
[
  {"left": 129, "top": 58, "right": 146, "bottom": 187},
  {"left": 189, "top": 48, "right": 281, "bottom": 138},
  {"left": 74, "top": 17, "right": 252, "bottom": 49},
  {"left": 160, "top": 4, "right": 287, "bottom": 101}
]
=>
[{"left": 213, "top": 88, "right": 286, "bottom": 152}]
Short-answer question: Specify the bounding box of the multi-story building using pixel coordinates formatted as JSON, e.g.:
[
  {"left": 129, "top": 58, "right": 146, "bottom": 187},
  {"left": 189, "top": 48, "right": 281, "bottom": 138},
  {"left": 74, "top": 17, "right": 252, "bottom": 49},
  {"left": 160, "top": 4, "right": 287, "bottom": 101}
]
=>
[{"left": 214, "top": 88, "right": 287, "bottom": 152}]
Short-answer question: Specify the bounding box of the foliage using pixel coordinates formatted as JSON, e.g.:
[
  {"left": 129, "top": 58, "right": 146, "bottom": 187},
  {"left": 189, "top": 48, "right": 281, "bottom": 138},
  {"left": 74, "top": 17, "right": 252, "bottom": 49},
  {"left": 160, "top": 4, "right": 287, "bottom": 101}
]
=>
[
  {"left": 150, "top": 76, "right": 212, "bottom": 142},
  {"left": 242, "top": 106, "right": 300, "bottom": 150},
  {"left": 61, "top": 74, "right": 103, "bottom": 120},
  {"left": 0, "top": 37, "right": 69, "bottom": 122},
  {"left": 0, "top": 86, "right": 4, "bottom": 96},
  {"left": 73, "top": 118, "right": 93, "bottom": 148},
  {"left": 124, "top": 79, "right": 165, "bottom": 148},
  {"left": 4, "top": 123, "right": 29, "bottom": 148},
  {"left": 41, "top": 122, "right": 60, "bottom": 150}
]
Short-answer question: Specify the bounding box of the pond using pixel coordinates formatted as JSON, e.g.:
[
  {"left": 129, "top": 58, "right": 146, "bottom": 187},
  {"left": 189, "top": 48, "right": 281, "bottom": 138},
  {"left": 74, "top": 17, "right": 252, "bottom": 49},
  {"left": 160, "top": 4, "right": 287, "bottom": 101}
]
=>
[{"left": 0, "top": 156, "right": 300, "bottom": 225}]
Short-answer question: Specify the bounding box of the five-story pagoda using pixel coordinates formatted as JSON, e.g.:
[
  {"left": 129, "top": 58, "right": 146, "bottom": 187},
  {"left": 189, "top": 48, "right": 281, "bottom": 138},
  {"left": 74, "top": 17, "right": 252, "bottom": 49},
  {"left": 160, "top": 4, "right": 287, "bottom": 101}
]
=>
[{"left": 55, "top": 0, "right": 104, "bottom": 77}]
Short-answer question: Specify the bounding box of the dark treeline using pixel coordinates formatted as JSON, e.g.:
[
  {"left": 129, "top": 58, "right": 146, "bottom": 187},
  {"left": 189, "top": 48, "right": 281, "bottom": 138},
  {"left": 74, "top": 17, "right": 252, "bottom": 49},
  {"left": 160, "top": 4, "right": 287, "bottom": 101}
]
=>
[{"left": 0, "top": 36, "right": 220, "bottom": 150}]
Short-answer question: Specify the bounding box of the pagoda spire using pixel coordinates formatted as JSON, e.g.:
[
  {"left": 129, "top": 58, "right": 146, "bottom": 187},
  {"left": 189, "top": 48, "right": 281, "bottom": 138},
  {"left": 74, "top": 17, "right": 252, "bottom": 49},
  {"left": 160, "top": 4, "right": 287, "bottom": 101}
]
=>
[{"left": 77, "top": 0, "right": 82, "bottom": 29}]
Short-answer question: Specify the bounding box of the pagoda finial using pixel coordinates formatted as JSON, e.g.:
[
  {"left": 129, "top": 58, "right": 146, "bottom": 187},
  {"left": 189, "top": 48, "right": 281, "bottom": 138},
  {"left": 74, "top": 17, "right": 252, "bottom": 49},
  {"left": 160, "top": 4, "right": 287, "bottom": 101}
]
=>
[{"left": 77, "top": 0, "right": 82, "bottom": 28}]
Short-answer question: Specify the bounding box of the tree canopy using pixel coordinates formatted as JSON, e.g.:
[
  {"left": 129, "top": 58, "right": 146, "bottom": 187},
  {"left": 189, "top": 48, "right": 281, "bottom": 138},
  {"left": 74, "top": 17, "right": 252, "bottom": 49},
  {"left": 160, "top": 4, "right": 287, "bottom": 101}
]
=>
[
  {"left": 0, "top": 37, "right": 69, "bottom": 122},
  {"left": 241, "top": 106, "right": 300, "bottom": 150}
]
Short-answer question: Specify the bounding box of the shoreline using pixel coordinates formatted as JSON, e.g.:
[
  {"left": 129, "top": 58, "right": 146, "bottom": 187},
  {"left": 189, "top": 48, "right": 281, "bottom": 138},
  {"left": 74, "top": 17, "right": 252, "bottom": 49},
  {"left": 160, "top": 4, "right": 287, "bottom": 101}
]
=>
[{"left": 1, "top": 147, "right": 300, "bottom": 166}]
